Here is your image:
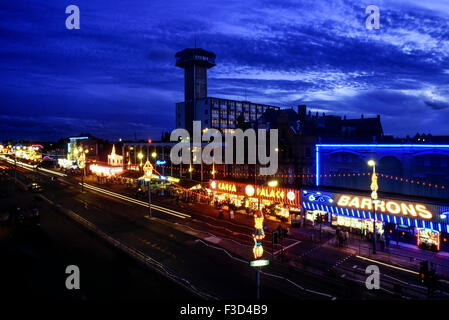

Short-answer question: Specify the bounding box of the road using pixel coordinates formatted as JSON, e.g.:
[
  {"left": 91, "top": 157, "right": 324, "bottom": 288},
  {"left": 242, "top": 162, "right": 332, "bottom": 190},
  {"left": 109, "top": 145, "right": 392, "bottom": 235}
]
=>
[{"left": 2, "top": 159, "right": 447, "bottom": 300}]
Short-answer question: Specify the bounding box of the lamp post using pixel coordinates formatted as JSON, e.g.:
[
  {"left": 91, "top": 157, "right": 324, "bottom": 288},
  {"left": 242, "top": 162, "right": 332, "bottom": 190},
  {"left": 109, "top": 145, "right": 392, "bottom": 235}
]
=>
[
  {"left": 143, "top": 160, "right": 153, "bottom": 218},
  {"left": 368, "top": 160, "right": 378, "bottom": 254}
]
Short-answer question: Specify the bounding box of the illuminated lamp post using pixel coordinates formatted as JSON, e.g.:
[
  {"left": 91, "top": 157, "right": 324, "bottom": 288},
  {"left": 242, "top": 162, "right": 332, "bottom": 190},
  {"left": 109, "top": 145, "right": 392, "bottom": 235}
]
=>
[
  {"left": 368, "top": 160, "right": 378, "bottom": 254},
  {"left": 252, "top": 210, "right": 266, "bottom": 300},
  {"left": 143, "top": 160, "right": 153, "bottom": 218},
  {"left": 77, "top": 148, "right": 88, "bottom": 192},
  {"left": 138, "top": 152, "right": 143, "bottom": 168}
]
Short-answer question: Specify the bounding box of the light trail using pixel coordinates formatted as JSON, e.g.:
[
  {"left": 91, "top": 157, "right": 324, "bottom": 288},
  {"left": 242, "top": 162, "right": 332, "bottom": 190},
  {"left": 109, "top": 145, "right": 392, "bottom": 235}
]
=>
[
  {"left": 355, "top": 255, "right": 419, "bottom": 275},
  {"left": 81, "top": 183, "right": 190, "bottom": 219}
]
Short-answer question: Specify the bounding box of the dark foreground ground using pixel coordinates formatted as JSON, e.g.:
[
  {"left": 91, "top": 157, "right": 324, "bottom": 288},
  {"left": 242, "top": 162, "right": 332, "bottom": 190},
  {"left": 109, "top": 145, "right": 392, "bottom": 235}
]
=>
[{"left": 0, "top": 177, "right": 193, "bottom": 301}]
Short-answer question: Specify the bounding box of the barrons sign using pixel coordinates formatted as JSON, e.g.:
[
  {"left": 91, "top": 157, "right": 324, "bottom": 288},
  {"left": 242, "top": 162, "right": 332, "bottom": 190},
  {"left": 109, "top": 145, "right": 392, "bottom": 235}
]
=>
[{"left": 337, "top": 195, "right": 432, "bottom": 220}]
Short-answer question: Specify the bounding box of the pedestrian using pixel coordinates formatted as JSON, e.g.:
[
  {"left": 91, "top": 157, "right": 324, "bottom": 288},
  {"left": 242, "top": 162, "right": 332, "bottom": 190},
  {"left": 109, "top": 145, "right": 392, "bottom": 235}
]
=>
[{"left": 380, "top": 233, "right": 385, "bottom": 250}]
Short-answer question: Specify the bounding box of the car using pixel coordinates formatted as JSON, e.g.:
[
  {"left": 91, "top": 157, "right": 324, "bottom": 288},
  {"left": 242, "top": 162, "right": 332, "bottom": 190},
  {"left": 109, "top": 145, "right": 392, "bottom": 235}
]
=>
[{"left": 27, "top": 182, "right": 43, "bottom": 192}]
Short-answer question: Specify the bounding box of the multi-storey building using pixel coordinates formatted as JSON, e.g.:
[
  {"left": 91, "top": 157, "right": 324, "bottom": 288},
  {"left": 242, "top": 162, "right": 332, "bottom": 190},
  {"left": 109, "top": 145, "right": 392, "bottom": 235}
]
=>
[{"left": 175, "top": 48, "right": 280, "bottom": 132}]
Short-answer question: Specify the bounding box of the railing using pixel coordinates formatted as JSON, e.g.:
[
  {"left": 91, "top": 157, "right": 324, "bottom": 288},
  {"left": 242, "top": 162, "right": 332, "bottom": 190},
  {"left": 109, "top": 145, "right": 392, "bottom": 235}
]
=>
[{"left": 40, "top": 195, "right": 217, "bottom": 300}]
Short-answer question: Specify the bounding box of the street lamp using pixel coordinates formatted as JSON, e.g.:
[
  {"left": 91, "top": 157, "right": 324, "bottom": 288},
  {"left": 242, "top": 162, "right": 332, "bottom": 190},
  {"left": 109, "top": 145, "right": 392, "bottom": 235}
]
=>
[
  {"left": 138, "top": 152, "right": 143, "bottom": 167},
  {"left": 151, "top": 152, "right": 157, "bottom": 158},
  {"left": 368, "top": 160, "right": 378, "bottom": 254}
]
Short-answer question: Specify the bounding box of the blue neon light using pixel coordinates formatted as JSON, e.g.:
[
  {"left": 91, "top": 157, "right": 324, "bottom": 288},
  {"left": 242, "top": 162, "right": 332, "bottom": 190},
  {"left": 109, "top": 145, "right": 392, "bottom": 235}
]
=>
[
  {"left": 387, "top": 215, "right": 390, "bottom": 223},
  {"left": 316, "top": 144, "right": 449, "bottom": 148},
  {"left": 407, "top": 218, "right": 411, "bottom": 227},
  {"left": 351, "top": 209, "right": 355, "bottom": 217},
  {"left": 330, "top": 206, "right": 335, "bottom": 214},
  {"left": 314, "top": 144, "right": 449, "bottom": 189},
  {"left": 362, "top": 211, "right": 366, "bottom": 219},
  {"left": 400, "top": 217, "right": 404, "bottom": 225},
  {"left": 430, "top": 222, "right": 434, "bottom": 230},
  {"left": 414, "top": 219, "right": 418, "bottom": 228},
  {"left": 375, "top": 213, "right": 378, "bottom": 221},
  {"left": 316, "top": 146, "right": 320, "bottom": 186},
  {"left": 156, "top": 160, "right": 167, "bottom": 165},
  {"left": 380, "top": 214, "right": 384, "bottom": 222},
  {"left": 393, "top": 216, "right": 397, "bottom": 224},
  {"left": 357, "top": 210, "right": 360, "bottom": 218},
  {"left": 346, "top": 208, "right": 350, "bottom": 216},
  {"left": 422, "top": 221, "right": 425, "bottom": 228},
  {"left": 438, "top": 223, "right": 442, "bottom": 232},
  {"left": 447, "top": 225, "right": 449, "bottom": 233},
  {"left": 368, "top": 212, "right": 372, "bottom": 219}
]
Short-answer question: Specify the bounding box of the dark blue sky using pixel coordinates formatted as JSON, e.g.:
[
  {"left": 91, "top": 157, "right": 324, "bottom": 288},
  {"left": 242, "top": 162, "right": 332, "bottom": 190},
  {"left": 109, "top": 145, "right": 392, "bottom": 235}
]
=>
[{"left": 1, "top": 0, "right": 449, "bottom": 141}]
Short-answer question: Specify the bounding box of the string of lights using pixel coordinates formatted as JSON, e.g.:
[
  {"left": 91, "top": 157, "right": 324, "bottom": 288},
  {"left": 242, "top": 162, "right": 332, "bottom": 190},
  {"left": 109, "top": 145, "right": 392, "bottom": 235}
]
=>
[{"left": 155, "top": 165, "right": 448, "bottom": 190}]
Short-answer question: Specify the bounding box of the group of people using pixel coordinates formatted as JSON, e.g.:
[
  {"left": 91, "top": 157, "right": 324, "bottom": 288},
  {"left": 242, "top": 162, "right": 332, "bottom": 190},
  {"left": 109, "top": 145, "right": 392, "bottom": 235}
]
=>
[{"left": 336, "top": 228, "right": 349, "bottom": 247}]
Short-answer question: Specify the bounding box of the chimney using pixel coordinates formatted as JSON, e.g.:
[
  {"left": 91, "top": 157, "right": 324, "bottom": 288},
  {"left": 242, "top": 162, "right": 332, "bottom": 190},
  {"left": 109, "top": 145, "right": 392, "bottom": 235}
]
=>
[
  {"left": 377, "top": 114, "right": 380, "bottom": 120},
  {"left": 361, "top": 114, "right": 364, "bottom": 119},
  {"left": 344, "top": 115, "right": 347, "bottom": 120},
  {"left": 297, "top": 105, "right": 306, "bottom": 120}
]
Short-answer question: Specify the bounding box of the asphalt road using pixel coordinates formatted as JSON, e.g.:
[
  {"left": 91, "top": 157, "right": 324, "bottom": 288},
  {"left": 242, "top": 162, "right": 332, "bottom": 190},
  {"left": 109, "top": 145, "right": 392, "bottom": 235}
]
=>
[
  {"left": 3, "top": 161, "right": 447, "bottom": 300},
  {"left": 0, "top": 178, "right": 194, "bottom": 300}
]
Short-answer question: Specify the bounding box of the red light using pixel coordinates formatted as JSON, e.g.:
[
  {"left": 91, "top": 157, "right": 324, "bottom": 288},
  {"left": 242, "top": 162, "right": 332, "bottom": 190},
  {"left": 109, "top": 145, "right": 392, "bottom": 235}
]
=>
[{"left": 148, "top": 139, "right": 152, "bottom": 144}]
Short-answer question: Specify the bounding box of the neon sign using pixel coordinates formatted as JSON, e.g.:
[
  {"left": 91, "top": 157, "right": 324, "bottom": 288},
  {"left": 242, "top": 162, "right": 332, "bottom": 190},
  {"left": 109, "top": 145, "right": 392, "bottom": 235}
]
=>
[{"left": 337, "top": 195, "right": 432, "bottom": 220}]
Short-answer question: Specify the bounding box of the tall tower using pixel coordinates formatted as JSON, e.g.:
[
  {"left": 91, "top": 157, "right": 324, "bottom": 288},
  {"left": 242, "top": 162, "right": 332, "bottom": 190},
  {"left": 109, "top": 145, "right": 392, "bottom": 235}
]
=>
[{"left": 175, "top": 48, "right": 216, "bottom": 133}]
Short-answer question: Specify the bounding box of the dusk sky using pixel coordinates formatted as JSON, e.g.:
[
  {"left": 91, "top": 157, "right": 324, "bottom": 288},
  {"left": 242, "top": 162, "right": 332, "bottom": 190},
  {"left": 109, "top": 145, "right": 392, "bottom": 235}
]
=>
[{"left": 1, "top": 0, "right": 449, "bottom": 141}]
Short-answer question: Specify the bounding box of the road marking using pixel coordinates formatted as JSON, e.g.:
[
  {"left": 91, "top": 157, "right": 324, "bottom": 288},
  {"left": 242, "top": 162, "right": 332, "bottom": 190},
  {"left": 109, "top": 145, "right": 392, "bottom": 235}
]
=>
[
  {"left": 274, "top": 240, "right": 301, "bottom": 255},
  {"left": 353, "top": 265, "right": 358, "bottom": 269},
  {"left": 355, "top": 255, "right": 418, "bottom": 275},
  {"left": 341, "top": 274, "right": 346, "bottom": 278}
]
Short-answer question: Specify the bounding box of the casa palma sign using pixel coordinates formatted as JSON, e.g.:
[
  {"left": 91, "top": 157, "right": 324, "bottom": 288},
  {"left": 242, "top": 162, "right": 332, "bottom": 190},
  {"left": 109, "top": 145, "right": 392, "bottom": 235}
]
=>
[{"left": 209, "top": 180, "right": 300, "bottom": 205}]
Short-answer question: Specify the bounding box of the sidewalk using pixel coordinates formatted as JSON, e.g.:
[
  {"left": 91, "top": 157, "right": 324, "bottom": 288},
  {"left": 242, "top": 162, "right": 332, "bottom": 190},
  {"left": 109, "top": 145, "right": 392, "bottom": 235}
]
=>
[{"left": 342, "top": 233, "right": 449, "bottom": 279}]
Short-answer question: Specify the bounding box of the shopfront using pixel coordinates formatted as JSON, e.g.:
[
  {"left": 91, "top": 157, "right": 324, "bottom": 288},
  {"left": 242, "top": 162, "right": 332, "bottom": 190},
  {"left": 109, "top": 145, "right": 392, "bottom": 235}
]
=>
[
  {"left": 301, "top": 188, "right": 449, "bottom": 251},
  {"left": 209, "top": 180, "right": 301, "bottom": 221}
]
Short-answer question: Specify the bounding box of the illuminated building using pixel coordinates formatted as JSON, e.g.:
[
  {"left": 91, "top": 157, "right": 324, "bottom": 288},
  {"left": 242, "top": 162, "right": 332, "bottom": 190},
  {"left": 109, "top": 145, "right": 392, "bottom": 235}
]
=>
[
  {"left": 108, "top": 144, "right": 123, "bottom": 166},
  {"left": 315, "top": 144, "right": 449, "bottom": 199},
  {"left": 209, "top": 180, "right": 301, "bottom": 220},
  {"left": 89, "top": 144, "right": 124, "bottom": 177},
  {"left": 301, "top": 188, "right": 449, "bottom": 251}
]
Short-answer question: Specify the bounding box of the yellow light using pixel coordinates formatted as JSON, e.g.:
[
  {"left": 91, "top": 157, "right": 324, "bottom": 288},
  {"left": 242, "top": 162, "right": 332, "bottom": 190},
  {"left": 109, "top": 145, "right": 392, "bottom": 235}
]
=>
[
  {"left": 85, "top": 149, "right": 89, "bottom": 154},
  {"left": 367, "top": 160, "right": 376, "bottom": 166},
  {"left": 138, "top": 153, "right": 143, "bottom": 159},
  {"left": 211, "top": 170, "right": 216, "bottom": 175},
  {"left": 74, "top": 149, "right": 79, "bottom": 155},
  {"left": 189, "top": 166, "right": 193, "bottom": 172},
  {"left": 245, "top": 184, "right": 255, "bottom": 197},
  {"left": 267, "top": 180, "right": 278, "bottom": 187},
  {"left": 151, "top": 152, "right": 157, "bottom": 158}
]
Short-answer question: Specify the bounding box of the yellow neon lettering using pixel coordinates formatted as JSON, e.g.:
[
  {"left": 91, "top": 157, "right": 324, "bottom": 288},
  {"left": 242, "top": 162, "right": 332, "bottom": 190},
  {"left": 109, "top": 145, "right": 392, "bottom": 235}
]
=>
[
  {"left": 400, "top": 203, "right": 417, "bottom": 217},
  {"left": 338, "top": 196, "right": 351, "bottom": 206},
  {"left": 416, "top": 204, "right": 432, "bottom": 220},
  {"left": 386, "top": 201, "right": 401, "bottom": 214}
]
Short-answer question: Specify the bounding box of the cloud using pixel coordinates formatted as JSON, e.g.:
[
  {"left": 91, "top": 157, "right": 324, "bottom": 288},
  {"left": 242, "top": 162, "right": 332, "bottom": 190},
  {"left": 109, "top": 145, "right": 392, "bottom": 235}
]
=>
[{"left": 0, "top": 0, "right": 449, "bottom": 140}]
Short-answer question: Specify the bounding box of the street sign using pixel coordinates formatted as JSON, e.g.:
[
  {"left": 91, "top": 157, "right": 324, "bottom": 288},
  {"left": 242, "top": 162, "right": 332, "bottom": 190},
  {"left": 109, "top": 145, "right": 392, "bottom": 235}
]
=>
[{"left": 250, "top": 259, "right": 270, "bottom": 267}]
